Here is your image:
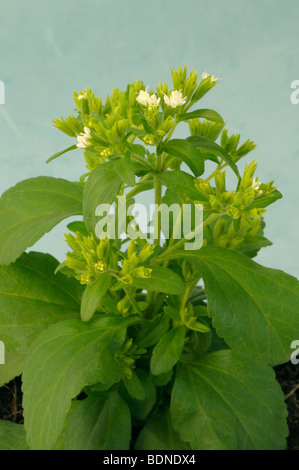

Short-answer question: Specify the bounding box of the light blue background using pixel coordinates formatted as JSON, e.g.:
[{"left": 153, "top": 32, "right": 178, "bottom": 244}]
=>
[{"left": 0, "top": 0, "right": 298, "bottom": 276}]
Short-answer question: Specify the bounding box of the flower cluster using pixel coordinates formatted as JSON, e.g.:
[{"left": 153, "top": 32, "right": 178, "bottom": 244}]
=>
[
  {"left": 119, "top": 240, "right": 154, "bottom": 286},
  {"left": 194, "top": 162, "right": 277, "bottom": 251},
  {"left": 64, "top": 232, "right": 110, "bottom": 284},
  {"left": 136, "top": 87, "right": 187, "bottom": 109}
]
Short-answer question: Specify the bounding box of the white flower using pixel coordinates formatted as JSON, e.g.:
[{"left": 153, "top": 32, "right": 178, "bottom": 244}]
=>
[
  {"left": 136, "top": 87, "right": 150, "bottom": 106},
  {"left": 252, "top": 177, "right": 263, "bottom": 196},
  {"left": 163, "top": 90, "right": 187, "bottom": 108},
  {"left": 147, "top": 93, "right": 160, "bottom": 108},
  {"left": 136, "top": 87, "right": 160, "bottom": 108},
  {"left": 78, "top": 92, "right": 88, "bottom": 100},
  {"left": 76, "top": 127, "right": 91, "bottom": 149},
  {"left": 202, "top": 71, "right": 219, "bottom": 83}
]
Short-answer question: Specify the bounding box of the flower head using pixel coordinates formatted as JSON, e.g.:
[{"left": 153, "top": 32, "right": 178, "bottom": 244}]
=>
[
  {"left": 76, "top": 126, "right": 91, "bottom": 149},
  {"left": 252, "top": 177, "right": 263, "bottom": 196},
  {"left": 136, "top": 86, "right": 160, "bottom": 108},
  {"left": 78, "top": 92, "right": 88, "bottom": 100},
  {"left": 163, "top": 90, "right": 187, "bottom": 108},
  {"left": 136, "top": 87, "right": 150, "bottom": 106},
  {"left": 202, "top": 72, "right": 219, "bottom": 83},
  {"left": 147, "top": 93, "right": 160, "bottom": 108}
]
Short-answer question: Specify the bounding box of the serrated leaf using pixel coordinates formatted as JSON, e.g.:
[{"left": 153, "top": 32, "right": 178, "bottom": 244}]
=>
[
  {"left": 171, "top": 350, "right": 288, "bottom": 450},
  {"left": 0, "top": 177, "right": 83, "bottom": 265},
  {"left": 22, "top": 315, "right": 137, "bottom": 449},
  {"left": 161, "top": 139, "right": 204, "bottom": 177},
  {"left": 0, "top": 252, "right": 81, "bottom": 386},
  {"left": 83, "top": 160, "right": 122, "bottom": 233},
  {"left": 63, "top": 393, "right": 131, "bottom": 450},
  {"left": 182, "top": 246, "right": 299, "bottom": 365}
]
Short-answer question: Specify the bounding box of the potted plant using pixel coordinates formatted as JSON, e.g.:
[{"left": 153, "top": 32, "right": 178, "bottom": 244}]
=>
[{"left": 0, "top": 66, "right": 298, "bottom": 450}]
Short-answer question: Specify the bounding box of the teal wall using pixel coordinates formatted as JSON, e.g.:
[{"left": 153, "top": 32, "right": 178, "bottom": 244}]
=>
[{"left": 0, "top": 0, "right": 298, "bottom": 276}]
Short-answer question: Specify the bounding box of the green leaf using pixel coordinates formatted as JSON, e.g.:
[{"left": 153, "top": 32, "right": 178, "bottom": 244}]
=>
[
  {"left": 120, "top": 370, "right": 156, "bottom": 421},
  {"left": 123, "top": 370, "right": 145, "bottom": 400},
  {"left": 135, "top": 406, "right": 191, "bottom": 450},
  {"left": 0, "top": 252, "right": 81, "bottom": 386},
  {"left": 46, "top": 144, "right": 77, "bottom": 164},
  {"left": 131, "top": 266, "right": 185, "bottom": 295},
  {"left": 0, "top": 420, "right": 29, "bottom": 450},
  {"left": 150, "top": 326, "right": 186, "bottom": 375},
  {"left": 135, "top": 314, "right": 170, "bottom": 349},
  {"left": 170, "top": 350, "right": 288, "bottom": 450},
  {"left": 114, "top": 154, "right": 135, "bottom": 187},
  {"left": 246, "top": 189, "right": 283, "bottom": 209},
  {"left": 177, "top": 109, "right": 224, "bottom": 124},
  {"left": 62, "top": 393, "right": 131, "bottom": 450},
  {"left": 160, "top": 139, "right": 204, "bottom": 177},
  {"left": 67, "top": 220, "right": 88, "bottom": 236},
  {"left": 83, "top": 160, "right": 122, "bottom": 233},
  {"left": 0, "top": 177, "right": 83, "bottom": 265},
  {"left": 183, "top": 246, "right": 299, "bottom": 365},
  {"left": 186, "top": 135, "right": 239, "bottom": 179},
  {"left": 80, "top": 274, "right": 111, "bottom": 321},
  {"left": 22, "top": 315, "right": 137, "bottom": 449},
  {"left": 159, "top": 171, "right": 208, "bottom": 202}
]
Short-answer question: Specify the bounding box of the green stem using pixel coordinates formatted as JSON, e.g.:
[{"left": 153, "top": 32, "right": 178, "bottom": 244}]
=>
[
  {"left": 130, "top": 153, "right": 155, "bottom": 171},
  {"left": 124, "top": 287, "right": 143, "bottom": 316},
  {"left": 154, "top": 173, "right": 162, "bottom": 246},
  {"left": 205, "top": 160, "right": 226, "bottom": 182},
  {"left": 157, "top": 212, "right": 220, "bottom": 261}
]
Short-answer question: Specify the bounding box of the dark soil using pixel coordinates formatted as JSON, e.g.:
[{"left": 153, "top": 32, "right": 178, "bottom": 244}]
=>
[
  {"left": 0, "top": 376, "right": 23, "bottom": 424},
  {"left": 0, "top": 363, "right": 298, "bottom": 449},
  {"left": 274, "top": 361, "right": 299, "bottom": 450}
]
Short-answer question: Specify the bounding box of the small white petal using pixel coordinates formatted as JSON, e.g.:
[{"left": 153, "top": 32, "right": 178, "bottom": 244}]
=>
[
  {"left": 163, "top": 90, "right": 187, "bottom": 108},
  {"left": 76, "top": 127, "right": 91, "bottom": 149},
  {"left": 136, "top": 87, "right": 150, "bottom": 106},
  {"left": 147, "top": 93, "right": 160, "bottom": 107},
  {"left": 78, "top": 92, "right": 87, "bottom": 100},
  {"left": 202, "top": 72, "right": 219, "bottom": 82},
  {"left": 252, "top": 177, "right": 262, "bottom": 192}
]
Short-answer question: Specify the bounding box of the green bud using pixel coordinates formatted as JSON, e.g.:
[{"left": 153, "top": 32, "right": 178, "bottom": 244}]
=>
[
  {"left": 213, "top": 217, "right": 226, "bottom": 240},
  {"left": 133, "top": 267, "right": 152, "bottom": 278},
  {"left": 79, "top": 274, "right": 91, "bottom": 285},
  {"left": 214, "top": 171, "right": 226, "bottom": 194},
  {"left": 209, "top": 195, "right": 223, "bottom": 211},
  {"left": 227, "top": 205, "right": 240, "bottom": 219},
  {"left": 143, "top": 134, "right": 156, "bottom": 146},
  {"left": 120, "top": 274, "right": 133, "bottom": 285}
]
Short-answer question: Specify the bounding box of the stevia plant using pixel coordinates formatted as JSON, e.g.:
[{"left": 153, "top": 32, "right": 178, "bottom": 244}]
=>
[{"left": 0, "top": 66, "right": 298, "bottom": 450}]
